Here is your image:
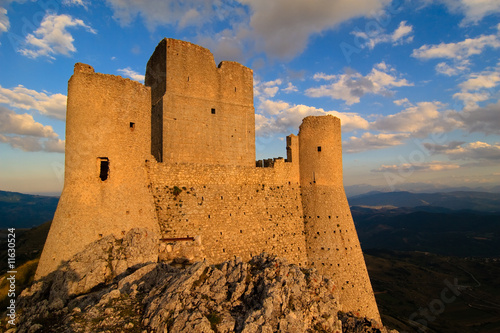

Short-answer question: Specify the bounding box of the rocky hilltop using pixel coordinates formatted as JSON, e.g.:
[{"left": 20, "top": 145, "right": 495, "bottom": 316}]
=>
[{"left": 13, "top": 229, "right": 396, "bottom": 333}]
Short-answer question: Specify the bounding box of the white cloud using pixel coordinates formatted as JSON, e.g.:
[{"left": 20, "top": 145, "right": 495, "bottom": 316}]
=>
[
  {"left": 283, "top": 82, "right": 298, "bottom": 93},
  {"left": 105, "top": 0, "right": 392, "bottom": 59},
  {"left": 0, "top": 106, "right": 65, "bottom": 153},
  {"left": 393, "top": 98, "right": 412, "bottom": 106},
  {"left": 392, "top": 21, "right": 414, "bottom": 44},
  {"left": 435, "top": 62, "right": 468, "bottom": 76},
  {"left": 351, "top": 20, "right": 414, "bottom": 50},
  {"left": 372, "top": 161, "right": 460, "bottom": 172},
  {"left": 412, "top": 34, "right": 500, "bottom": 60},
  {"left": 439, "top": 0, "right": 500, "bottom": 23},
  {"left": 0, "top": 85, "right": 67, "bottom": 120},
  {"left": 117, "top": 67, "right": 145, "bottom": 83},
  {"left": 424, "top": 140, "right": 500, "bottom": 160},
  {"left": 254, "top": 79, "right": 283, "bottom": 99},
  {"left": 0, "top": 7, "right": 9, "bottom": 34},
  {"left": 256, "top": 100, "right": 369, "bottom": 137},
  {"left": 306, "top": 62, "right": 412, "bottom": 105},
  {"left": 412, "top": 30, "right": 500, "bottom": 74},
  {"left": 372, "top": 101, "right": 460, "bottom": 136},
  {"left": 0, "top": 106, "right": 57, "bottom": 138},
  {"left": 0, "top": 135, "right": 65, "bottom": 153},
  {"left": 344, "top": 132, "right": 410, "bottom": 153},
  {"left": 453, "top": 68, "right": 500, "bottom": 109},
  {"left": 459, "top": 71, "right": 500, "bottom": 91},
  {"left": 19, "top": 13, "right": 96, "bottom": 59}
]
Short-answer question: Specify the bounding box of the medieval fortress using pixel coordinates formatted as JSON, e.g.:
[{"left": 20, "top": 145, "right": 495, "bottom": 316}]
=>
[{"left": 36, "top": 38, "right": 380, "bottom": 322}]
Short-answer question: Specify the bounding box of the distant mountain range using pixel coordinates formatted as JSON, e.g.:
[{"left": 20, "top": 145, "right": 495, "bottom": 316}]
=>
[
  {"left": 0, "top": 190, "right": 59, "bottom": 228},
  {"left": 349, "top": 190, "right": 500, "bottom": 212}
]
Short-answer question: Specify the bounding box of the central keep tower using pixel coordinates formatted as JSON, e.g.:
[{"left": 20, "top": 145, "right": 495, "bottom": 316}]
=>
[{"left": 145, "top": 38, "right": 255, "bottom": 165}]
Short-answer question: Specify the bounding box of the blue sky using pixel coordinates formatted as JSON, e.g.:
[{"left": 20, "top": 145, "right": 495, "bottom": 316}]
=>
[{"left": 0, "top": 0, "right": 499, "bottom": 195}]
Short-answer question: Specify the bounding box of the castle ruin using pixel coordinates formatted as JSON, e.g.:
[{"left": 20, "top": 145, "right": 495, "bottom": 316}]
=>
[{"left": 36, "top": 38, "right": 381, "bottom": 322}]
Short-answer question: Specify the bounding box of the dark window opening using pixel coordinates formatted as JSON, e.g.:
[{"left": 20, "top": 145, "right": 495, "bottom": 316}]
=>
[
  {"left": 99, "top": 158, "right": 109, "bottom": 181},
  {"left": 211, "top": 108, "right": 216, "bottom": 114},
  {"left": 317, "top": 146, "right": 322, "bottom": 152},
  {"left": 130, "top": 122, "right": 135, "bottom": 130}
]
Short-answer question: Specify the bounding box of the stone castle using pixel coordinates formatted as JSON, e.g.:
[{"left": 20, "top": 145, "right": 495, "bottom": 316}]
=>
[{"left": 36, "top": 38, "right": 380, "bottom": 322}]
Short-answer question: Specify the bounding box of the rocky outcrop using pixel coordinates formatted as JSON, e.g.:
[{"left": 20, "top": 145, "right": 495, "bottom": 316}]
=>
[{"left": 14, "top": 230, "right": 396, "bottom": 333}]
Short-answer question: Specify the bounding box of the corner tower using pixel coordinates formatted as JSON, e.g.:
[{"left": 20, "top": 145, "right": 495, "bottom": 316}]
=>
[
  {"left": 145, "top": 38, "right": 255, "bottom": 166},
  {"left": 36, "top": 64, "right": 160, "bottom": 279},
  {"left": 299, "top": 115, "right": 380, "bottom": 321}
]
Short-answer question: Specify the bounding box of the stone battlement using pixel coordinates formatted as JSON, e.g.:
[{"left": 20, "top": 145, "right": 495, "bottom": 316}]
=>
[{"left": 36, "top": 38, "right": 381, "bottom": 323}]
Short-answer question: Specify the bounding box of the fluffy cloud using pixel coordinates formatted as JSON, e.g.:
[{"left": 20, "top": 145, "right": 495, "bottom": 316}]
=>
[
  {"left": 0, "top": 85, "right": 67, "bottom": 120},
  {"left": 0, "top": 106, "right": 57, "bottom": 138},
  {"left": 344, "top": 132, "right": 410, "bottom": 153},
  {"left": 412, "top": 29, "right": 500, "bottom": 74},
  {"left": 0, "top": 106, "right": 64, "bottom": 153},
  {"left": 117, "top": 67, "right": 145, "bottom": 83},
  {"left": 412, "top": 34, "right": 500, "bottom": 61},
  {"left": 105, "top": 0, "right": 392, "bottom": 59},
  {"left": 19, "top": 13, "right": 96, "bottom": 59},
  {"left": 255, "top": 100, "right": 369, "bottom": 137},
  {"left": 424, "top": 141, "right": 500, "bottom": 160},
  {"left": 439, "top": 0, "right": 500, "bottom": 23},
  {"left": 371, "top": 161, "right": 460, "bottom": 172},
  {"left": 306, "top": 63, "right": 412, "bottom": 105},
  {"left": 372, "top": 101, "right": 461, "bottom": 136},
  {"left": 351, "top": 20, "right": 413, "bottom": 50}
]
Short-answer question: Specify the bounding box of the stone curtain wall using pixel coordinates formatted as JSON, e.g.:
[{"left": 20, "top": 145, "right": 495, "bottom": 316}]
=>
[{"left": 147, "top": 159, "right": 307, "bottom": 267}]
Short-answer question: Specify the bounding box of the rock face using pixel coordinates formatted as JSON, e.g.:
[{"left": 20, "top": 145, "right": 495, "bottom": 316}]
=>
[{"left": 16, "top": 231, "right": 395, "bottom": 333}]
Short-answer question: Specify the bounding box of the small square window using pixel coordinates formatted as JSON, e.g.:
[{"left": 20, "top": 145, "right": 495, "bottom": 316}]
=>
[
  {"left": 211, "top": 108, "right": 216, "bottom": 114},
  {"left": 130, "top": 122, "right": 135, "bottom": 130},
  {"left": 317, "top": 146, "right": 322, "bottom": 152}
]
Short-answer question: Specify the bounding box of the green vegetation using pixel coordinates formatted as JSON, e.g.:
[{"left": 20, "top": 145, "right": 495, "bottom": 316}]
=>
[
  {"left": 206, "top": 312, "right": 222, "bottom": 332},
  {"left": 0, "top": 258, "right": 39, "bottom": 310}
]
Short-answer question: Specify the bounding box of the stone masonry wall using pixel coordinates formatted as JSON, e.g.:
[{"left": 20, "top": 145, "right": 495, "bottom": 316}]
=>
[
  {"left": 36, "top": 65, "right": 160, "bottom": 279},
  {"left": 147, "top": 159, "right": 307, "bottom": 267},
  {"left": 146, "top": 39, "right": 255, "bottom": 167}
]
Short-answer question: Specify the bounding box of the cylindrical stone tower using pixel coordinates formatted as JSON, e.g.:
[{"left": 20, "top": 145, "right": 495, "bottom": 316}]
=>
[
  {"left": 299, "top": 115, "right": 380, "bottom": 322},
  {"left": 35, "top": 64, "right": 160, "bottom": 279}
]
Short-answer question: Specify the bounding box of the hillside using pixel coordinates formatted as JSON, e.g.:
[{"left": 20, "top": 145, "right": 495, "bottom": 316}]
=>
[
  {"left": 349, "top": 191, "right": 500, "bottom": 212},
  {"left": 351, "top": 206, "right": 500, "bottom": 257},
  {"left": 0, "top": 191, "right": 58, "bottom": 228}
]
